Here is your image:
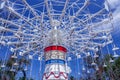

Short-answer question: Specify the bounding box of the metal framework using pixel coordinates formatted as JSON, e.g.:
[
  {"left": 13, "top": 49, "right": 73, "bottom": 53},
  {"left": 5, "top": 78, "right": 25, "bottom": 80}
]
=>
[{"left": 0, "top": 0, "right": 119, "bottom": 80}]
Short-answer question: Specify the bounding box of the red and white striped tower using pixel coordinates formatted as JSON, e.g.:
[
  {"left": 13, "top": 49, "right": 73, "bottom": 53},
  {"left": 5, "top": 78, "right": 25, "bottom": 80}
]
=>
[
  {"left": 43, "top": 46, "right": 68, "bottom": 80},
  {"left": 43, "top": 20, "right": 69, "bottom": 80}
]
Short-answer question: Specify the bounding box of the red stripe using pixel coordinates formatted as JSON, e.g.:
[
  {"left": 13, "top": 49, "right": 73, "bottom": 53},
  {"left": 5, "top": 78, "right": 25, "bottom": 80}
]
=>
[{"left": 44, "top": 45, "right": 67, "bottom": 53}]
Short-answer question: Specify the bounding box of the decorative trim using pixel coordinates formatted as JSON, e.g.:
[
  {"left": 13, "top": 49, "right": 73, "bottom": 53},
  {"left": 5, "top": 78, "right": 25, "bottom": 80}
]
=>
[{"left": 43, "top": 72, "right": 68, "bottom": 79}]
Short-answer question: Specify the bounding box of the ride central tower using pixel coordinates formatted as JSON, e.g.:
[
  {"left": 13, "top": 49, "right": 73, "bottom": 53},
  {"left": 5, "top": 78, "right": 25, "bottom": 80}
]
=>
[{"left": 43, "top": 20, "right": 69, "bottom": 80}]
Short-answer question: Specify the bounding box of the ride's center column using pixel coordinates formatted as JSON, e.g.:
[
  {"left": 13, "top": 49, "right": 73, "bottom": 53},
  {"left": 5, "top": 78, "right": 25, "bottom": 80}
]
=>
[
  {"left": 43, "top": 45, "right": 68, "bottom": 80},
  {"left": 43, "top": 21, "right": 69, "bottom": 80}
]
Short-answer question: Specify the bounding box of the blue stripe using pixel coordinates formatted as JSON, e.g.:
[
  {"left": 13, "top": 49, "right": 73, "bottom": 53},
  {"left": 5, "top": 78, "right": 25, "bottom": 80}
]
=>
[{"left": 46, "top": 59, "right": 65, "bottom": 64}]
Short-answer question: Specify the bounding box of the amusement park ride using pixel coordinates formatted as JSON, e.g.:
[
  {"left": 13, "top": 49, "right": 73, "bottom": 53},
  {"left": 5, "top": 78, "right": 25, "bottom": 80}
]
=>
[{"left": 0, "top": 0, "right": 119, "bottom": 80}]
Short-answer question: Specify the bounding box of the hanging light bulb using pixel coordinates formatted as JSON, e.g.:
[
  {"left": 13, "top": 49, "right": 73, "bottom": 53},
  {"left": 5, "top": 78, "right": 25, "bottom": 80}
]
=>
[
  {"left": 91, "top": 61, "right": 96, "bottom": 66},
  {"left": 19, "top": 52, "right": 23, "bottom": 56},
  {"left": 113, "top": 52, "right": 119, "bottom": 58},
  {"left": 38, "top": 56, "right": 42, "bottom": 61},
  {"left": 95, "top": 47, "right": 99, "bottom": 52},
  {"left": 103, "top": 63, "right": 107, "bottom": 67},
  {"left": 76, "top": 54, "right": 81, "bottom": 58},
  {"left": 10, "top": 68, "right": 15, "bottom": 72},
  {"left": 11, "top": 54, "right": 17, "bottom": 59},
  {"left": 78, "top": 72, "right": 80, "bottom": 75},
  {"left": 112, "top": 45, "right": 119, "bottom": 51},
  {"left": 96, "top": 66, "right": 99, "bottom": 71},
  {"left": 13, "top": 62, "right": 19, "bottom": 66},
  {"left": 10, "top": 47, "right": 14, "bottom": 52},
  {"left": 109, "top": 58, "right": 114, "bottom": 63},
  {"left": 86, "top": 52, "right": 90, "bottom": 56},
  {"left": 24, "top": 66, "right": 28, "bottom": 71},
  {"left": 87, "top": 70, "right": 90, "bottom": 73},
  {"left": 94, "top": 53, "right": 99, "bottom": 58},
  {"left": 10, "top": 65, "right": 15, "bottom": 71},
  {"left": 1, "top": 64, "right": 5, "bottom": 68},
  {"left": 82, "top": 67, "right": 85, "bottom": 71}
]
